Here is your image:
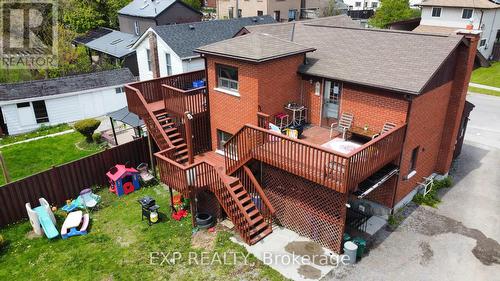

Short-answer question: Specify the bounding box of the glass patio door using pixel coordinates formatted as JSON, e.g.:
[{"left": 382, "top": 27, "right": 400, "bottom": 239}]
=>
[{"left": 321, "top": 80, "right": 341, "bottom": 127}]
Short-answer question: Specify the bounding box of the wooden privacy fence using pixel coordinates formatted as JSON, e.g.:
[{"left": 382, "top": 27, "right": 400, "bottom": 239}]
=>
[{"left": 0, "top": 137, "right": 151, "bottom": 227}]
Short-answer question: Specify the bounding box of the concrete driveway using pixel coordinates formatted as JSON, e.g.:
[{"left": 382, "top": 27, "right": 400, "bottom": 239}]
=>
[{"left": 328, "top": 93, "right": 500, "bottom": 281}]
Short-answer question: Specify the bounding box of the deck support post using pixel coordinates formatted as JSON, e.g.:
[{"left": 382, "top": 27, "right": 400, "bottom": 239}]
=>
[
  {"left": 147, "top": 133, "right": 156, "bottom": 178},
  {"left": 109, "top": 117, "right": 118, "bottom": 146},
  {"left": 184, "top": 112, "right": 194, "bottom": 165}
]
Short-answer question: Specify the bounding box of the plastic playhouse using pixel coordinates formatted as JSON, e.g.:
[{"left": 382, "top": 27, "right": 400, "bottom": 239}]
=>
[
  {"left": 106, "top": 164, "right": 140, "bottom": 196},
  {"left": 25, "top": 198, "right": 59, "bottom": 239}
]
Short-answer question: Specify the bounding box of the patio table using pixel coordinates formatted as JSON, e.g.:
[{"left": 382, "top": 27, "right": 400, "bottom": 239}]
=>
[
  {"left": 285, "top": 104, "right": 307, "bottom": 127},
  {"left": 349, "top": 126, "right": 378, "bottom": 140}
]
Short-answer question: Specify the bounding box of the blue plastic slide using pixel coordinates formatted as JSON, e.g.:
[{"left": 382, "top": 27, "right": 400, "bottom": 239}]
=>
[{"left": 33, "top": 206, "right": 59, "bottom": 239}]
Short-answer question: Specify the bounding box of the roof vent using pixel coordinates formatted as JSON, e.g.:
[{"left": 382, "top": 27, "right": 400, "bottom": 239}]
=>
[{"left": 189, "top": 24, "right": 195, "bottom": 30}]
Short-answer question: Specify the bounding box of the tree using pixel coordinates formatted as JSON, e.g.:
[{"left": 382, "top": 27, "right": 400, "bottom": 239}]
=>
[
  {"left": 322, "top": 0, "right": 344, "bottom": 17},
  {"left": 74, "top": 118, "right": 102, "bottom": 142},
  {"left": 368, "top": 0, "right": 421, "bottom": 29},
  {"left": 182, "top": 0, "right": 201, "bottom": 11},
  {"left": 61, "top": 0, "right": 130, "bottom": 33}
]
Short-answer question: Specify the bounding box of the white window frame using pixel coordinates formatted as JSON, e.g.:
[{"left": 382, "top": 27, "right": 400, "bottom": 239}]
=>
[
  {"left": 372, "top": 2, "right": 378, "bottom": 8},
  {"left": 165, "top": 53, "right": 172, "bottom": 76},
  {"left": 431, "top": 7, "right": 442, "bottom": 18},
  {"left": 146, "top": 49, "right": 152, "bottom": 72},
  {"left": 462, "top": 8, "right": 473, "bottom": 20},
  {"left": 479, "top": 39, "right": 487, "bottom": 48},
  {"left": 355, "top": 2, "right": 361, "bottom": 7},
  {"left": 216, "top": 65, "right": 239, "bottom": 94}
]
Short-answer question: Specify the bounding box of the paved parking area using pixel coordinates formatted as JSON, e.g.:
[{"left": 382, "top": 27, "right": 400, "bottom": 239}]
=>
[{"left": 327, "top": 93, "right": 500, "bottom": 281}]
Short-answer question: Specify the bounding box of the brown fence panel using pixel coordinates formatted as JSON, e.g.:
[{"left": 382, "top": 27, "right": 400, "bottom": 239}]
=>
[{"left": 0, "top": 137, "right": 150, "bottom": 227}]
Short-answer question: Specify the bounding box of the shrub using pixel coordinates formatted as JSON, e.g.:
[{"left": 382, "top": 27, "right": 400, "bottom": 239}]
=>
[
  {"left": 92, "top": 132, "right": 102, "bottom": 143},
  {"left": 0, "top": 234, "right": 4, "bottom": 248},
  {"left": 74, "top": 119, "right": 101, "bottom": 142}
]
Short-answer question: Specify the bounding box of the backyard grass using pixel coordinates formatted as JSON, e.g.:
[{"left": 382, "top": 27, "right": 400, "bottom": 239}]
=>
[
  {"left": 470, "top": 62, "right": 500, "bottom": 88},
  {"left": 0, "top": 124, "right": 72, "bottom": 146},
  {"left": 468, "top": 86, "right": 500, "bottom": 97},
  {"left": 0, "top": 185, "right": 285, "bottom": 281},
  {"left": 0, "top": 132, "right": 105, "bottom": 185}
]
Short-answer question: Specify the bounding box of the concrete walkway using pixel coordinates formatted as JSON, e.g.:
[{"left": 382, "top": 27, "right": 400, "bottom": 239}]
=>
[
  {"left": 324, "top": 92, "right": 500, "bottom": 281},
  {"left": 469, "top": 82, "right": 500, "bottom": 92},
  {"left": 0, "top": 129, "right": 74, "bottom": 148}
]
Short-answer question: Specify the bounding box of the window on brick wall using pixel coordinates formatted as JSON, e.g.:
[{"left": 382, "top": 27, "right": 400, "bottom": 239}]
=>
[
  {"left": 217, "top": 129, "right": 233, "bottom": 151},
  {"left": 407, "top": 146, "right": 419, "bottom": 179},
  {"left": 217, "top": 64, "right": 238, "bottom": 92}
]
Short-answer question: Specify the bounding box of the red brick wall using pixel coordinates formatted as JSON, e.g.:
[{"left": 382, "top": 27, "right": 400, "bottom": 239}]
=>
[
  {"left": 257, "top": 55, "right": 304, "bottom": 117},
  {"left": 304, "top": 80, "right": 322, "bottom": 126},
  {"left": 340, "top": 84, "right": 409, "bottom": 132},
  {"left": 205, "top": 54, "right": 304, "bottom": 150},
  {"left": 396, "top": 81, "right": 453, "bottom": 203},
  {"left": 206, "top": 55, "right": 260, "bottom": 150}
]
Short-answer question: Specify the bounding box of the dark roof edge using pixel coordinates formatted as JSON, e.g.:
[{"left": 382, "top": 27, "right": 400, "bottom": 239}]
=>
[
  {"left": 118, "top": 1, "right": 203, "bottom": 17},
  {"left": 195, "top": 48, "right": 315, "bottom": 63}
]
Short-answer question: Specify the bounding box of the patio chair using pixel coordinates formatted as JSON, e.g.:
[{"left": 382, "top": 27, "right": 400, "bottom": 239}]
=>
[
  {"left": 330, "top": 112, "right": 354, "bottom": 140},
  {"left": 372, "top": 122, "right": 397, "bottom": 139}
]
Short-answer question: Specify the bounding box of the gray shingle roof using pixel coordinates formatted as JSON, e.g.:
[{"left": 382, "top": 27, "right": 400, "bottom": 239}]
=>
[
  {"left": 85, "top": 29, "right": 138, "bottom": 58},
  {"left": 196, "top": 33, "right": 315, "bottom": 62},
  {"left": 118, "top": 0, "right": 199, "bottom": 18},
  {"left": 243, "top": 18, "right": 463, "bottom": 94},
  {"left": 150, "top": 16, "right": 276, "bottom": 59},
  {"left": 0, "top": 69, "right": 136, "bottom": 102},
  {"left": 418, "top": 0, "right": 499, "bottom": 9}
]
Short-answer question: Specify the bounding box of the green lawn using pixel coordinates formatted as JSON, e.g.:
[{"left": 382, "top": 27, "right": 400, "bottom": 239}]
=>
[
  {"left": 471, "top": 62, "right": 500, "bottom": 88},
  {"left": 0, "top": 124, "right": 72, "bottom": 146},
  {"left": 0, "top": 132, "right": 104, "bottom": 185},
  {"left": 468, "top": 86, "right": 500, "bottom": 97},
  {"left": 0, "top": 186, "right": 284, "bottom": 281}
]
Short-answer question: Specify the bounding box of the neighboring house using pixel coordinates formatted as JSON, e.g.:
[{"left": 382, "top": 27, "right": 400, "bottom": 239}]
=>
[
  {"left": 343, "top": 0, "right": 379, "bottom": 10},
  {"left": 415, "top": 0, "right": 500, "bottom": 60},
  {"left": 73, "top": 0, "right": 203, "bottom": 77},
  {"left": 0, "top": 69, "right": 135, "bottom": 135},
  {"left": 74, "top": 28, "right": 140, "bottom": 76},
  {"left": 118, "top": 0, "right": 203, "bottom": 36},
  {"left": 216, "top": 0, "right": 301, "bottom": 21},
  {"left": 302, "top": 0, "right": 349, "bottom": 19},
  {"left": 125, "top": 16, "right": 477, "bottom": 253},
  {"left": 131, "top": 16, "right": 275, "bottom": 81}
]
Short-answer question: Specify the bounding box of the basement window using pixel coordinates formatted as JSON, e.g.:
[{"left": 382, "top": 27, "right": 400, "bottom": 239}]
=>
[{"left": 32, "top": 100, "right": 49, "bottom": 124}]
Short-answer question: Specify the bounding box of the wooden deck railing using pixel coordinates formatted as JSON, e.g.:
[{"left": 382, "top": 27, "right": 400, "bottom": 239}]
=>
[
  {"left": 257, "top": 112, "right": 270, "bottom": 129},
  {"left": 155, "top": 149, "right": 254, "bottom": 244},
  {"left": 125, "top": 85, "right": 173, "bottom": 150},
  {"left": 161, "top": 71, "right": 210, "bottom": 155},
  {"left": 225, "top": 124, "right": 350, "bottom": 193},
  {"left": 346, "top": 124, "right": 406, "bottom": 191},
  {"left": 234, "top": 166, "right": 276, "bottom": 224},
  {"left": 224, "top": 124, "right": 407, "bottom": 193}
]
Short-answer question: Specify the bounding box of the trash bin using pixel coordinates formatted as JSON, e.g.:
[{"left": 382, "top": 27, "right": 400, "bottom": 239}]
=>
[
  {"left": 343, "top": 241, "right": 358, "bottom": 265},
  {"left": 343, "top": 233, "right": 351, "bottom": 243},
  {"left": 352, "top": 237, "right": 366, "bottom": 258}
]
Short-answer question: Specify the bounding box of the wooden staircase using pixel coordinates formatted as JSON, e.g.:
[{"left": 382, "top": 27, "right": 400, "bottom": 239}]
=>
[
  {"left": 226, "top": 177, "right": 272, "bottom": 244},
  {"left": 153, "top": 109, "right": 189, "bottom": 165}
]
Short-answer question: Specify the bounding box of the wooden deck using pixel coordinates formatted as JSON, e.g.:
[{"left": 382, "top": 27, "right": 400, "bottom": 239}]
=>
[
  {"left": 146, "top": 100, "right": 164, "bottom": 113},
  {"left": 301, "top": 125, "right": 339, "bottom": 145},
  {"left": 194, "top": 151, "right": 226, "bottom": 172}
]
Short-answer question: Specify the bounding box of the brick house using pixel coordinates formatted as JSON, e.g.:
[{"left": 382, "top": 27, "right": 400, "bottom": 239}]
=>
[{"left": 125, "top": 16, "right": 478, "bottom": 253}]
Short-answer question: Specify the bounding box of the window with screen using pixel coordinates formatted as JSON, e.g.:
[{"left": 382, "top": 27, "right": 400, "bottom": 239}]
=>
[
  {"left": 32, "top": 100, "right": 49, "bottom": 123},
  {"left": 432, "top": 7, "right": 442, "bottom": 17}
]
